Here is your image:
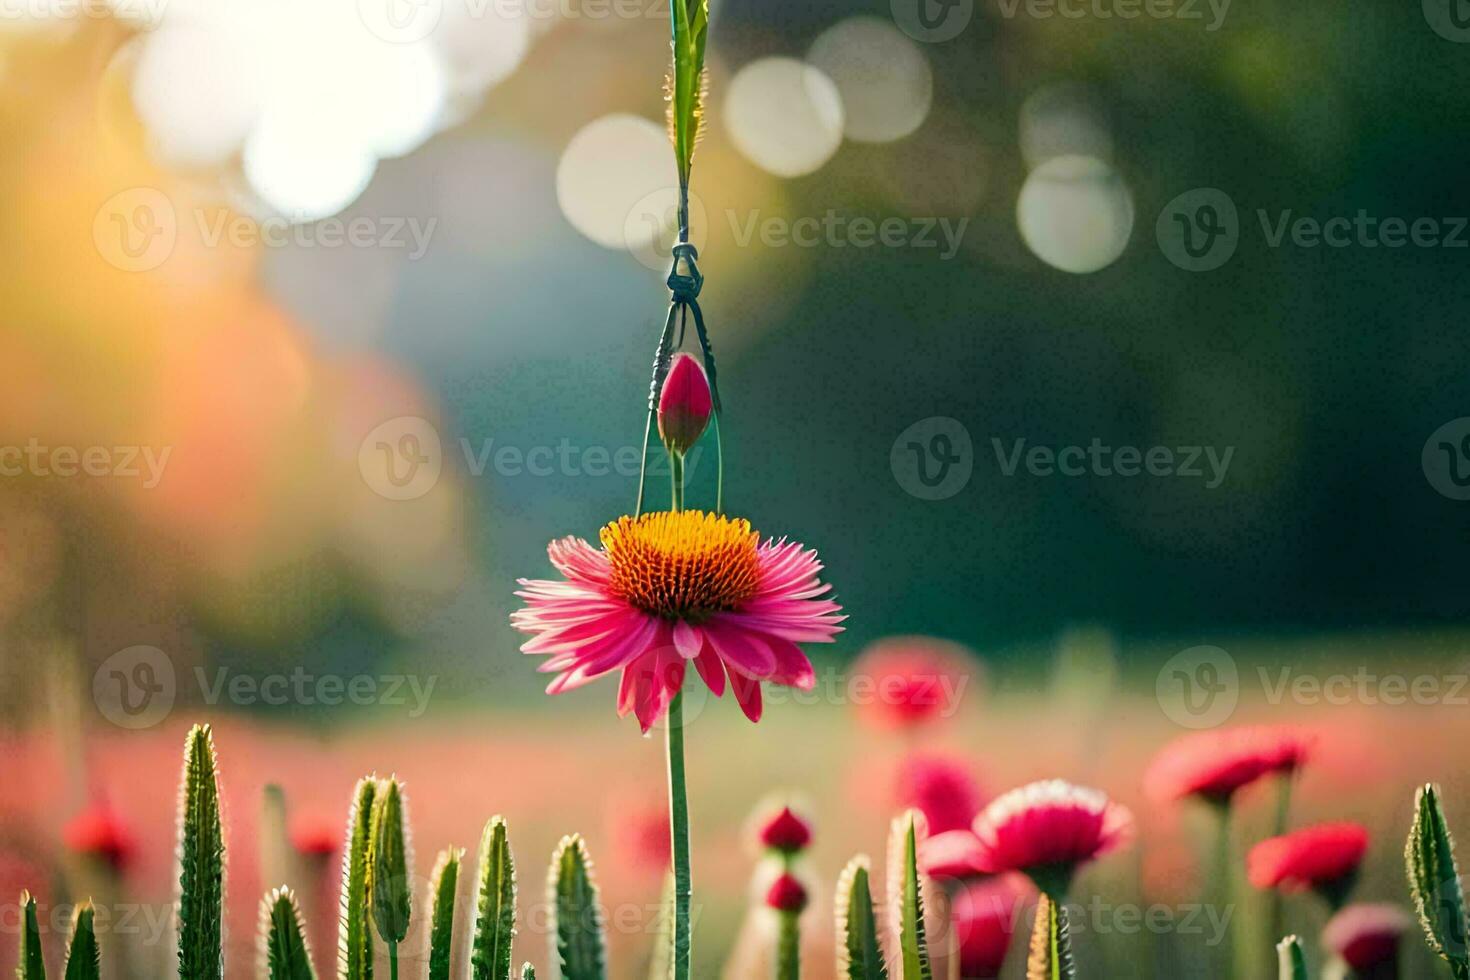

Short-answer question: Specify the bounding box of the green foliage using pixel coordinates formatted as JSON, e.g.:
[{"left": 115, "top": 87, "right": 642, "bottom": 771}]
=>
[
  {"left": 835, "top": 858, "right": 886, "bottom": 980},
  {"left": 1407, "top": 783, "right": 1470, "bottom": 976},
  {"left": 775, "top": 911, "right": 800, "bottom": 980},
  {"left": 177, "top": 724, "right": 224, "bottom": 980},
  {"left": 548, "top": 835, "right": 606, "bottom": 980},
  {"left": 471, "top": 816, "right": 517, "bottom": 980},
  {"left": 63, "top": 901, "right": 99, "bottom": 980},
  {"left": 17, "top": 890, "right": 45, "bottom": 980},
  {"left": 369, "top": 778, "right": 413, "bottom": 946},
  {"left": 1025, "top": 895, "right": 1075, "bottom": 980},
  {"left": 885, "top": 813, "right": 931, "bottom": 980},
  {"left": 261, "top": 888, "right": 316, "bottom": 980},
  {"left": 338, "top": 776, "right": 379, "bottom": 980},
  {"left": 1275, "top": 936, "right": 1307, "bottom": 980},
  {"left": 428, "top": 848, "right": 463, "bottom": 980},
  {"left": 520, "top": 966, "right": 536, "bottom": 980},
  {"left": 665, "top": 0, "right": 709, "bottom": 185}
]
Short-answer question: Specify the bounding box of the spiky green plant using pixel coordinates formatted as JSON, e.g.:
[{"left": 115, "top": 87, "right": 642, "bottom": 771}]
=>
[
  {"left": 427, "top": 848, "right": 463, "bottom": 980},
  {"left": 1275, "top": 935, "right": 1307, "bottom": 980},
  {"left": 665, "top": 0, "right": 709, "bottom": 192},
  {"left": 370, "top": 777, "right": 413, "bottom": 980},
  {"left": 63, "top": 900, "right": 99, "bottom": 980},
  {"left": 471, "top": 816, "right": 517, "bottom": 980},
  {"left": 548, "top": 835, "right": 606, "bottom": 980},
  {"left": 885, "top": 812, "right": 932, "bottom": 980},
  {"left": 176, "top": 723, "right": 224, "bottom": 980},
  {"left": 1407, "top": 783, "right": 1470, "bottom": 978},
  {"left": 260, "top": 887, "right": 316, "bottom": 980},
  {"left": 520, "top": 966, "right": 536, "bottom": 980},
  {"left": 1025, "top": 895, "right": 1075, "bottom": 980},
  {"left": 17, "top": 890, "right": 45, "bottom": 980},
  {"left": 835, "top": 858, "right": 887, "bottom": 980},
  {"left": 338, "top": 776, "right": 379, "bottom": 980}
]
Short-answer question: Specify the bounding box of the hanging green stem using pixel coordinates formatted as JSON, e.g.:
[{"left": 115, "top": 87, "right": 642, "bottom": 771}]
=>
[{"left": 665, "top": 691, "right": 693, "bottom": 980}]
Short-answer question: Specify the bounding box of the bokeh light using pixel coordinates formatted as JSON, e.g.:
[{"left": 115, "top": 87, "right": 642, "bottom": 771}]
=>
[
  {"left": 1016, "top": 154, "right": 1133, "bottom": 274},
  {"left": 724, "top": 57, "right": 843, "bottom": 178},
  {"left": 807, "top": 16, "right": 932, "bottom": 144},
  {"left": 556, "top": 113, "right": 677, "bottom": 251}
]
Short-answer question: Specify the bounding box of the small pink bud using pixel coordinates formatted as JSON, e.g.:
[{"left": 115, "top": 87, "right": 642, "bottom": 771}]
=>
[
  {"left": 764, "top": 873, "right": 808, "bottom": 913},
  {"left": 757, "top": 805, "right": 813, "bottom": 854},
  {"left": 62, "top": 802, "right": 135, "bottom": 871},
  {"left": 657, "top": 353, "right": 712, "bottom": 457}
]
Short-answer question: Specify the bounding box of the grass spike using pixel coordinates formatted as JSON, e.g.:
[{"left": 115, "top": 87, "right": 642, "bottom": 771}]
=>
[
  {"left": 470, "top": 816, "right": 517, "bottom": 980},
  {"left": 548, "top": 835, "right": 606, "bottom": 980},
  {"left": 369, "top": 777, "right": 413, "bottom": 949},
  {"left": 337, "top": 776, "right": 379, "bottom": 980},
  {"left": 63, "top": 900, "right": 99, "bottom": 980},
  {"left": 427, "top": 847, "right": 463, "bottom": 980},
  {"left": 17, "top": 890, "right": 45, "bottom": 980},
  {"left": 885, "top": 811, "right": 932, "bottom": 980},
  {"left": 260, "top": 887, "right": 316, "bottom": 980},
  {"left": 176, "top": 723, "right": 225, "bottom": 980},
  {"left": 1407, "top": 783, "right": 1470, "bottom": 975},
  {"left": 1275, "top": 935, "right": 1307, "bottom": 980},
  {"left": 835, "top": 857, "right": 887, "bottom": 980}
]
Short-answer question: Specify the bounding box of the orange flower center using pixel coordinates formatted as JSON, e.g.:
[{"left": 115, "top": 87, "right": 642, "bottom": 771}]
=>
[{"left": 601, "top": 511, "right": 762, "bottom": 621}]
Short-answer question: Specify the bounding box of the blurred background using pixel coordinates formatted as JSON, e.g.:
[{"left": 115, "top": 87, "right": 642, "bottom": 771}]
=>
[{"left": 1, "top": 0, "right": 1469, "bottom": 975}]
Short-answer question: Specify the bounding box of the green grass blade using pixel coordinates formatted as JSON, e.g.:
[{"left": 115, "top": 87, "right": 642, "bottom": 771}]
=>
[
  {"left": 63, "top": 900, "right": 99, "bottom": 980},
  {"left": 835, "top": 858, "right": 887, "bottom": 980},
  {"left": 548, "top": 836, "right": 606, "bottom": 980},
  {"left": 1275, "top": 936, "right": 1307, "bottom": 980},
  {"left": 176, "top": 723, "right": 224, "bottom": 980},
  {"left": 665, "top": 0, "right": 709, "bottom": 186},
  {"left": 369, "top": 778, "right": 413, "bottom": 946},
  {"left": 886, "top": 812, "right": 932, "bottom": 980},
  {"left": 470, "top": 816, "right": 517, "bottom": 980},
  {"left": 18, "top": 891, "right": 46, "bottom": 980},
  {"left": 1408, "top": 783, "right": 1470, "bottom": 969},
  {"left": 645, "top": 875, "right": 674, "bottom": 980},
  {"left": 427, "top": 848, "right": 464, "bottom": 980},
  {"left": 261, "top": 887, "right": 317, "bottom": 980},
  {"left": 337, "top": 776, "right": 379, "bottom": 980}
]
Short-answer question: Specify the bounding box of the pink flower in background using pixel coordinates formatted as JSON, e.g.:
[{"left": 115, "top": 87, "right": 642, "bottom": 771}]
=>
[
  {"left": 657, "top": 352, "right": 713, "bottom": 457},
  {"left": 751, "top": 802, "right": 813, "bottom": 854},
  {"left": 851, "top": 635, "right": 976, "bottom": 730},
  {"left": 290, "top": 818, "right": 339, "bottom": 859},
  {"left": 919, "top": 829, "right": 986, "bottom": 881},
  {"left": 1322, "top": 903, "right": 1411, "bottom": 972},
  {"left": 895, "top": 752, "right": 986, "bottom": 834},
  {"left": 952, "top": 875, "right": 1031, "bottom": 979},
  {"left": 513, "top": 510, "right": 844, "bottom": 731},
  {"left": 969, "top": 780, "right": 1133, "bottom": 887},
  {"left": 608, "top": 798, "right": 672, "bottom": 877},
  {"left": 764, "top": 872, "right": 809, "bottom": 913},
  {"left": 1247, "top": 822, "right": 1369, "bottom": 895},
  {"left": 1145, "top": 726, "right": 1312, "bottom": 804},
  {"left": 62, "top": 801, "right": 135, "bottom": 870}
]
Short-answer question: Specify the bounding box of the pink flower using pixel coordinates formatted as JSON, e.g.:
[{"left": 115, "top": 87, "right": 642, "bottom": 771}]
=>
[
  {"left": 513, "top": 510, "right": 844, "bottom": 732},
  {"left": 1321, "top": 903, "right": 1411, "bottom": 972},
  {"left": 851, "top": 636, "right": 976, "bottom": 730},
  {"left": 765, "top": 872, "right": 809, "bottom": 913},
  {"left": 752, "top": 803, "right": 813, "bottom": 854},
  {"left": 658, "top": 353, "right": 713, "bottom": 457},
  {"left": 62, "top": 801, "right": 135, "bottom": 871},
  {"left": 951, "top": 875, "right": 1031, "bottom": 979},
  {"left": 895, "top": 752, "right": 986, "bottom": 835},
  {"left": 969, "top": 780, "right": 1133, "bottom": 893},
  {"left": 1144, "top": 726, "right": 1312, "bottom": 805},
  {"left": 290, "top": 819, "right": 339, "bottom": 858},
  {"left": 1247, "top": 822, "right": 1369, "bottom": 897},
  {"left": 920, "top": 829, "right": 986, "bottom": 881}
]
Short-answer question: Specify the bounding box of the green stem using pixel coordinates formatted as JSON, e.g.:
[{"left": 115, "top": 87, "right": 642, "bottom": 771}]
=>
[
  {"left": 390, "top": 939, "right": 399, "bottom": 980},
  {"left": 666, "top": 691, "right": 692, "bottom": 980},
  {"left": 1266, "top": 777, "right": 1293, "bottom": 972},
  {"left": 1212, "top": 802, "right": 1242, "bottom": 980},
  {"left": 776, "top": 910, "right": 800, "bottom": 980},
  {"left": 671, "top": 453, "right": 685, "bottom": 512},
  {"left": 710, "top": 412, "right": 723, "bottom": 514}
]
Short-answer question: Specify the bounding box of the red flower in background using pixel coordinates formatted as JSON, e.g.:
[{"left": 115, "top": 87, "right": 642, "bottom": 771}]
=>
[
  {"left": 608, "top": 798, "right": 671, "bottom": 877},
  {"left": 895, "top": 752, "right": 986, "bottom": 834},
  {"left": 751, "top": 802, "right": 813, "bottom": 854},
  {"left": 969, "top": 780, "right": 1133, "bottom": 890},
  {"left": 1248, "top": 822, "right": 1368, "bottom": 899},
  {"left": 764, "top": 872, "right": 809, "bottom": 913},
  {"left": 62, "top": 801, "right": 135, "bottom": 870},
  {"left": 920, "top": 829, "right": 986, "bottom": 881},
  {"left": 290, "top": 818, "right": 339, "bottom": 858},
  {"left": 951, "top": 875, "right": 1031, "bottom": 979},
  {"left": 1322, "top": 903, "right": 1411, "bottom": 973},
  {"left": 852, "top": 636, "right": 977, "bottom": 730},
  {"left": 1145, "top": 726, "right": 1312, "bottom": 805}
]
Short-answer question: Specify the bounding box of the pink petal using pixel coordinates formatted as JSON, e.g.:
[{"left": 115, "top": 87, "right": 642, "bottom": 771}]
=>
[
  {"left": 672, "top": 620, "right": 702, "bottom": 660},
  {"left": 703, "top": 621, "right": 777, "bottom": 678},
  {"left": 692, "top": 644, "right": 726, "bottom": 698},
  {"left": 729, "top": 670, "right": 763, "bottom": 723}
]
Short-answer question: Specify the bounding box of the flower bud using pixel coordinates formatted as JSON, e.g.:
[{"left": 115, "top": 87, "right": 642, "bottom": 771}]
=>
[
  {"left": 764, "top": 872, "right": 809, "bottom": 913},
  {"left": 756, "top": 804, "right": 813, "bottom": 855},
  {"left": 63, "top": 802, "right": 135, "bottom": 871},
  {"left": 657, "top": 352, "right": 712, "bottom": 457}
]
